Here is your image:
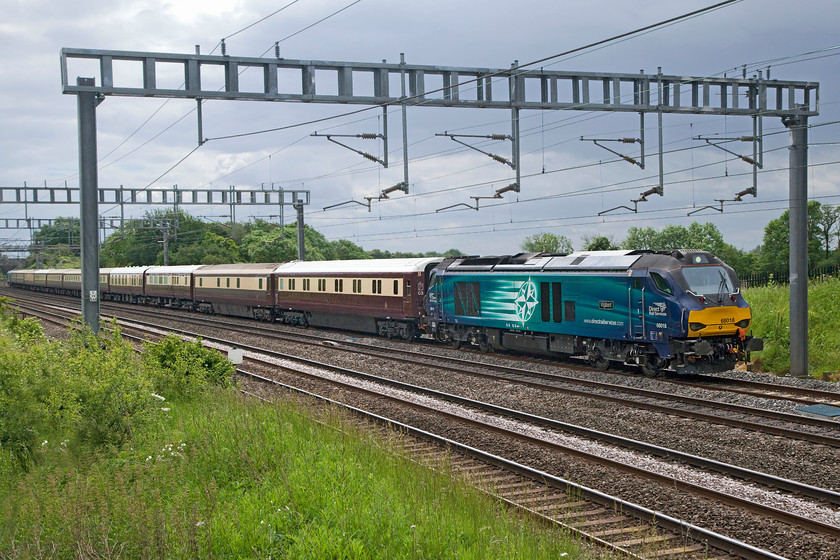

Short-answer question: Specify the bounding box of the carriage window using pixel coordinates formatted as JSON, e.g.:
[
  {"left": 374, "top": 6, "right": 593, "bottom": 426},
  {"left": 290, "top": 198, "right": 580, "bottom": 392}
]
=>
[
  {"left": 226, "top": 278, "right": 230, "bottom": 288},
  {"left": 217, "top": 278, "right": 220, "bottom": 287},
  {"left": 200, "top": 278, "right": 203, "bottom": 286},
  {"left": 259, "top": 279, "right": 263, "bottom": 290},
  {"left": 237, "top": 278, "right": 240, "bottom": 288},
  {"left": 335, "top": 279, "right": 340, "bottom": 292},
  {"left": 393, "top": 280, "right": 399, "bottom": 295}
]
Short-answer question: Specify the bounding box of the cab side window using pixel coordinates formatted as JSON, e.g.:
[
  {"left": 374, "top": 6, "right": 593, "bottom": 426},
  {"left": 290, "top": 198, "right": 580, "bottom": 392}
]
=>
[{"left": 650, "top": 272, "right": 673, "bottom": 295}]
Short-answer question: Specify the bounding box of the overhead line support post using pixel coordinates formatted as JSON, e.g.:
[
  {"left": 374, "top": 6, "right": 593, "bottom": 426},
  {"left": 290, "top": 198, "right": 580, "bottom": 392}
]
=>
[
  {"left": 196, "top": 45, "right": 204, "bottom": 146},
  {"left": 656, "top": 67, "right": 664, "bottom": 197},
  {"left": 294, "top": 197, "right": 305, "bottom": 261},
  {"left": 77, "top": 77, "right": 102, "bottom": 334},
  {"left": 784, "top": 111, "right": 809, "bottom": 377},
  {"left": 400, "top": 53, "right": 409, "bottom": 194},
  {"left": 511, "top": 61, "right": 521, "bottom": 192}
]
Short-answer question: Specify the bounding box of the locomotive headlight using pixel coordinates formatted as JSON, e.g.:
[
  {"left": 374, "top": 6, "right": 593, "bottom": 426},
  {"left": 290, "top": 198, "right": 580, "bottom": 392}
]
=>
[
  {"left": 736, "top": 319, "right": 750, "bottom": 328},
  {"left": 689, "top": 322, "right": 706, "bottom": 331}
]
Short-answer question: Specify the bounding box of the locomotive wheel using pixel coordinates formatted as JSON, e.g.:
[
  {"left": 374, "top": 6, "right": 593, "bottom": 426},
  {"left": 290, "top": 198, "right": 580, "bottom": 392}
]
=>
[
  {"left": 450, "top": 339, "right": 463, "bottom": 350},
  {"left": 588, "top": 350, "right": 611, "bottom": 371},
  {"left": 403, "top": 323, "right": 416, "bottom": 340},
  {"left": 640, "top": 357, "right": 668, "bottom": 378}
]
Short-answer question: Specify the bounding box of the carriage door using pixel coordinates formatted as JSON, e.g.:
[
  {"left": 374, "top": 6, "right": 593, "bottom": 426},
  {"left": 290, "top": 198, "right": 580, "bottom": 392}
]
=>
[
  {"left": 628, "top": 270, "right": 646, "bottom": 340},
  {"left": 425, "top": 273, "right": 444, "bottom": 322}
]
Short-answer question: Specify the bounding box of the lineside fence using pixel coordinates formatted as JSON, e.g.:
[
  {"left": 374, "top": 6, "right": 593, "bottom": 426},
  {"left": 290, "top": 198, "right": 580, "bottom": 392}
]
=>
[{"left": 742, "top": 265, "right": 840, "bottom": 288}]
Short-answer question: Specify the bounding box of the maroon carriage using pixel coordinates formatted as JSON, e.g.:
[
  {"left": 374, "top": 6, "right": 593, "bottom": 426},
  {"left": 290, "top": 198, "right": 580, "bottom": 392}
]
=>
[{"left": 272, "top": 258, "right": 442, "bottom": 338}]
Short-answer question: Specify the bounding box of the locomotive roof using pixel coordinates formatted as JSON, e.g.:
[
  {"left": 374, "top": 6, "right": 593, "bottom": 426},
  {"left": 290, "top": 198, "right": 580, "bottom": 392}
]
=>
[
  {"left": 442, "top": 250, "right": 722, "bottom": 273},
  {"left": 444, "top": 250, "right": 645, "bottom": 272},
  {"left": 274, "top": 257, "right": 443, "bottom": 274}
]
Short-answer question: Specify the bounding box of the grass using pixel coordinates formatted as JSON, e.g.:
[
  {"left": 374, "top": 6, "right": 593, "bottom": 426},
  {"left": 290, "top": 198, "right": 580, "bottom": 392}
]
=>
[
  {"left": 2, "top": 392, "right": 591, "bottom": 559},
  {"left": 744, "top": 277, "right": 840, "bottom": 378},
  {"left": 0, "top": 306, "right": 593, "bottom": 559}
]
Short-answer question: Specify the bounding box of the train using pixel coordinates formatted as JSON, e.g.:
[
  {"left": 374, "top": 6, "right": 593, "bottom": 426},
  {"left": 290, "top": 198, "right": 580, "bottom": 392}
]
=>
[{"left": 7, "top": 249, "right": 762, "bottom": 376}]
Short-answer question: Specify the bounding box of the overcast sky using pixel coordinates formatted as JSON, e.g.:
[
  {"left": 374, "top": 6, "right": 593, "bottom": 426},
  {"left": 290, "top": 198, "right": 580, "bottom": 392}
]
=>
[{"left": 1, "top": 0, "right": 838, "bottom": 257}]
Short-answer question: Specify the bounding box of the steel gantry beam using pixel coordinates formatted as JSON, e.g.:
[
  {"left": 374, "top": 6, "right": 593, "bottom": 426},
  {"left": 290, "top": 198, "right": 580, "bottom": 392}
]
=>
[
  {"left": 0, "top": 184, "right": 309, "bottom": 206},
  {"left": 60, "top": 48, "right": 818, "bottom": 117},
  {"left": 61, "top": 47, "right": 818, "bottom": 374}
]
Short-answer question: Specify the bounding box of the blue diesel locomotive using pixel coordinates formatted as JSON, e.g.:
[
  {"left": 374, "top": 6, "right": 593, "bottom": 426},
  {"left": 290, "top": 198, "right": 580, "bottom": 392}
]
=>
[{"left": 424, "top": 249, "right": 762, "bottom": 376}]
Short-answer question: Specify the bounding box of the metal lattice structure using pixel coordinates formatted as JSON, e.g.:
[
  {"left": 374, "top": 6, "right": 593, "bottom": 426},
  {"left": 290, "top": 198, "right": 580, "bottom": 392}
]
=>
[{"left": 60, "top": 48, "right": 817, "bottom": 117}]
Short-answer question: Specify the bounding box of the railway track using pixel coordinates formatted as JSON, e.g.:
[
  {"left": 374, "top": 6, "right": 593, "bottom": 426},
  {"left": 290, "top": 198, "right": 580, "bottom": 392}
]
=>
[
  {"left": 16, "top": 290, "right": 839, "bottom": 450},
  {"left": 94, "top": 295, "right": 840, "bottom": 409},
  {"left": 9, "top": 286, "right": 839, "bottom": 410},
  {"left": 8, "top": 294, "right": 840, "bottom": 559}
]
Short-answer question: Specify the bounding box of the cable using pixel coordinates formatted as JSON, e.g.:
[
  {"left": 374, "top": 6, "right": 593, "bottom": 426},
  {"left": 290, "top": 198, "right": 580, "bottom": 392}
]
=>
[
  {"left": 204, "top": 0, "right": 742, "bottom": 142},
  {"left": 306, "top": 145, "right": 840, "bottom": 234},
  {"left": 100, "top": 144, "right": 204, "bottom": 215},
  {"left": 274, "top": 0, "right": 362, "bottom": 45},
  {"left": 224, "top": 1, "right": 303, "bottom": 41},
  {"left": 52, "top": 1, "right": 308, "bottom": 185}
]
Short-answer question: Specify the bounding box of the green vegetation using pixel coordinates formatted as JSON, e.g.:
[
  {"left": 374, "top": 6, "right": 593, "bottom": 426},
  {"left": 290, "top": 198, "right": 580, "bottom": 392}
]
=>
[
  {"left": 22, "top": 211, "right": 462, "bottom": 268},
  {"left": 744, "top": 278, "right": 840, "bottom": 378},
  {"left": 522, "top": 232, "right": 573, "bottom": 254},
  {"left": 0, "top": 304, "right": 588, "bottom": 559},
  {"left": 20, "top": 201, "right": 840, "bottom": 281}
]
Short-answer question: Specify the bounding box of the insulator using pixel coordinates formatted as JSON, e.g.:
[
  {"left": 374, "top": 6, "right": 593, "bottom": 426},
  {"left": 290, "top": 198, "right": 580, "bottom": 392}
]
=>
[
  {"left": 221, "top": 39, "right": 227, "bottom": 56},
  {"left": 622, "top": 155, "right": 639, "bottom": 165},
  {"left": 739, "top": 136, "right": 756, "bottom": 142},
  {"left": 359, "top": 133, "right": 377, "bottom": 139},
  {"left": 740, "top": 155, "right": 757, "bottom": 166},
  {"left": 361, "top": 152, "right": 379, "bottom": 162},
  {"left": 489, "top": 134, "right": 508, "bottom": 141},
  {"left": 619, "top": 137, "right": 638, "bottom": 144},
  {"left": 491, "top": 154, "right": 510, "bottom": 165}
]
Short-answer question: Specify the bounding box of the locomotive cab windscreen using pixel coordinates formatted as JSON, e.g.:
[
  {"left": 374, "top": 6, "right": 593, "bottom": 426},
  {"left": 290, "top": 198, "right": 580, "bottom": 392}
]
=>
[{"left": 679, "top": 265, "right": 739, "bottom": 302}]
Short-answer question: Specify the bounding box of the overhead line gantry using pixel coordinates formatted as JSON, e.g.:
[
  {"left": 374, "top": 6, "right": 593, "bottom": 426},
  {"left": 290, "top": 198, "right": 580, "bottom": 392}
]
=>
[{"left": 60, "top": 47, "right": 817, "bottom": 375}]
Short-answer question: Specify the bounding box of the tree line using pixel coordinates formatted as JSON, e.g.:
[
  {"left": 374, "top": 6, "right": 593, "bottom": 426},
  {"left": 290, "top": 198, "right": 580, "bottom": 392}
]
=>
[
  {"left": 523, "top": 200, "right": 839, "bottom": 279},
  {"left": 17, "top": 202, "right": 840, "bottom": 281}
]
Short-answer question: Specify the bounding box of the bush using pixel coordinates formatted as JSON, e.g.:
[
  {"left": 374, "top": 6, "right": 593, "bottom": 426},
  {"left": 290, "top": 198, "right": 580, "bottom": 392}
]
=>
[
  {"left": 64, "top": 324, "right": 157, "bottom": 447},
  {"left": 143, "top": 334, "right": 234, "bottom": 401},
  {"left": 0, "top": 338, "right": 45, "bottom": 466},
  {"left": 0, "top": 315, "right": 158, "bottom": 467},
  {"left": 0, "top": 296, "right": 44, "bottom": 344}
]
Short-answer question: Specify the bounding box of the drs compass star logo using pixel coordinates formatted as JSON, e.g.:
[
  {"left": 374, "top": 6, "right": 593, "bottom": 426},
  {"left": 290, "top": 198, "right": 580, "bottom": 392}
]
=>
[{"left": 515, "top": 280, "right": 539, "bottom": 322}]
